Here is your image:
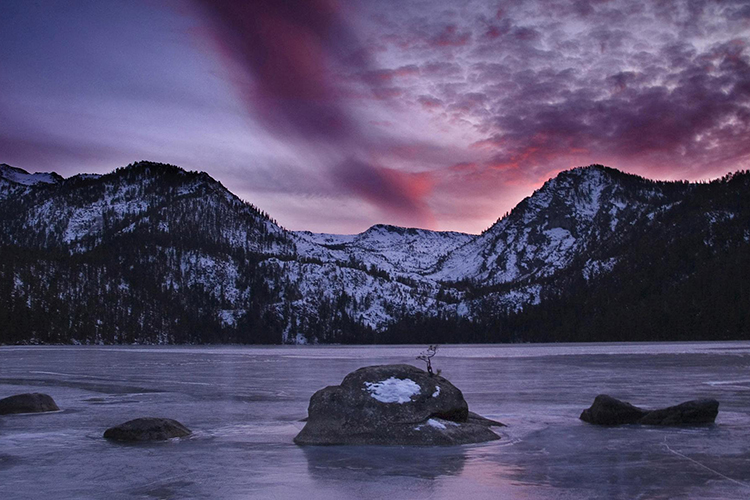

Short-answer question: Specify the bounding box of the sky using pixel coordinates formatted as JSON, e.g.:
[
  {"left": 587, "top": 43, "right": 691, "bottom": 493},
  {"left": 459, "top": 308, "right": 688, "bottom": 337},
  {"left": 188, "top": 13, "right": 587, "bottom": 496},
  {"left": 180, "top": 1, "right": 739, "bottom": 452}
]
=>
[{"left": 1, "top": 0, "right": 749, "bottom": 234}]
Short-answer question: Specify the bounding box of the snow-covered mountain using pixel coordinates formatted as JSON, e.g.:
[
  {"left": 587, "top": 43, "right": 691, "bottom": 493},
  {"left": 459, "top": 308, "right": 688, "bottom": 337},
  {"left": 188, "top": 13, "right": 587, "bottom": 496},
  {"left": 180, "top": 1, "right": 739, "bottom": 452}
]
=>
[
  {"left": 0, "top": 164, "right": 62, "bottom": 186},
  {"left": 294, "top": 224, "right": 472, "bottom": 276},
  {"left": 1, "top": 162, "right": 292, "bottom": 254},
  {"left": 1, "top": 161, "right": 747, "bottom": 344},
  {"left": 429, "top": 166, "right": 688, "bottom": 285}
]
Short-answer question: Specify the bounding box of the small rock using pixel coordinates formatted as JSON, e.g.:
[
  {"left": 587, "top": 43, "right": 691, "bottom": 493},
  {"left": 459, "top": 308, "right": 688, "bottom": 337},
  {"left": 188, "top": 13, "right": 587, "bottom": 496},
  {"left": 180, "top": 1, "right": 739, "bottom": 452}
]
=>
[
  {"left": 0, "top": 393, "right": 60, "bottom": 415},
  {"left": 580, "top": 394, "right": 719, "bottom": 426},
  {"left": 103, "top": 418, "right": 192, "bottom": 442}
]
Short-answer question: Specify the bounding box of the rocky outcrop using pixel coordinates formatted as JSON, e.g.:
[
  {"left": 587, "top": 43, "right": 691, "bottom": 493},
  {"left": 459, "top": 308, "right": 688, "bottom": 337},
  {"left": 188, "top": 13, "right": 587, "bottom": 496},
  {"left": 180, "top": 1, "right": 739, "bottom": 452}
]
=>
[
  {"left": 103, "top": 418, "right": 192, "bottom": 441},
  {"left": 0, "top": 393, "right": 59, "bottom": 415},
  {"left": 294, "top": 364, "right": 503, "bottom": 445},
  {"left": 637, "top": 399, "right": 719, "bottom": 426},
  {"left": 580, "top": 394, "right": 719, "bottom": 426},
  {"left": 579, "top": 395, "right": 648, "bottom": 425}
]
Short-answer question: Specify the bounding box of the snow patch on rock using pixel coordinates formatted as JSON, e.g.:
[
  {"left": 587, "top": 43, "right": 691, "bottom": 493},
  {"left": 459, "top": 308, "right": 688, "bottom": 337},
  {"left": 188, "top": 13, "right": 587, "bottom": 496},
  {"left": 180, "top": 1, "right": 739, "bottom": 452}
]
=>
[
  {"left": 427, "top": 418, "right": 447, "bottom": 430},
  {"left": 364, "top": 377, "right": 421, "bottom": 404},
  {"left": 415, "top": 418, "right": 460, "bottom": 431}
]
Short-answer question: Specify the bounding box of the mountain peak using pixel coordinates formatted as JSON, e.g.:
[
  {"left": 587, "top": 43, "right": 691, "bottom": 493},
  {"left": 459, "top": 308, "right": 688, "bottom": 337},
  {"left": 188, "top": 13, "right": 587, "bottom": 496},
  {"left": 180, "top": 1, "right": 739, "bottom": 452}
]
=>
[
  {"left": 364, "top": 223, "right": 432, "bottom": 236},
  {"left": 0, "top": 163, "right": 63, "bottom": 186},
  {"left": 113, "top": 160, "right": 192, "bottom": 178}
]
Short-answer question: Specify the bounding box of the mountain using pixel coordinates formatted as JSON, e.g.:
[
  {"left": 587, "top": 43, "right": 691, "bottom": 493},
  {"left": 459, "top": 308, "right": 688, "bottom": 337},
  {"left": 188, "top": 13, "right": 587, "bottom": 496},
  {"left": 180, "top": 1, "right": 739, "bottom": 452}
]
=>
[
  {"left": 295, "top": 224, "right": 473, "bottom": 276},
  {"left": 1, "top": 161, "right": 748, "bottom": 344},
  {"left": 499, "top": 169, "right": 750, "bottom": 342},
  {"left": 0, "top": 164, "right": 63, "bottom": 187},
  {"left": 429, "top": 166, "right": 689, "bottom": 286}
]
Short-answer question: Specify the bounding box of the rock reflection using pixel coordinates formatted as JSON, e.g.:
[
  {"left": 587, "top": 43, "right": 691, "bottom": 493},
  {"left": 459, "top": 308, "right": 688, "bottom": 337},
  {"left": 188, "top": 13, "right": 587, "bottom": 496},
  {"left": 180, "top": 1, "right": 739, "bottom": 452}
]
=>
[{"left": 303, "top": 445, "right": 467, "bottom": 480}]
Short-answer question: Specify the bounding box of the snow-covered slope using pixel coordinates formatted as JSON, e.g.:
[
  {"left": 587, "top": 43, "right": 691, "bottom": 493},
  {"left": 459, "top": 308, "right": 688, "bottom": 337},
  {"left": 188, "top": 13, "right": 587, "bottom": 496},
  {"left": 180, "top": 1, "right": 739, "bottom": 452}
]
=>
[
  {"left": 3, "top": 160, "right": 737, "bottom": 344},
  {"left": 0, "top": 163, "right": 62, "bottom": 186},
  {"left": 1, "top": 162, "right": 294, "bottom": 255},
  {"left": 294, "top": 224, "right": 473, "bottom": 276},
  {"left": 429, "top": 166, "right": 684, "bottom": 285}
]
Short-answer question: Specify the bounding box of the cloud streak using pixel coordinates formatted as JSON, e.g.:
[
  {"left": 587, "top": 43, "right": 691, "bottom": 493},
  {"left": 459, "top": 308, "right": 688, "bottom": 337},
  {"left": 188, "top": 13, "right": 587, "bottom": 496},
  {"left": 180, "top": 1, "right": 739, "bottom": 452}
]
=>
[
  {"left": 333, "top": 158, "right": 434, "bottom": 225},
  {"left": 190, "top": 0, "right": 437, "bottom": 226},
  {"left": 191, "top": 0, "right": 362, "bottom": 143}
]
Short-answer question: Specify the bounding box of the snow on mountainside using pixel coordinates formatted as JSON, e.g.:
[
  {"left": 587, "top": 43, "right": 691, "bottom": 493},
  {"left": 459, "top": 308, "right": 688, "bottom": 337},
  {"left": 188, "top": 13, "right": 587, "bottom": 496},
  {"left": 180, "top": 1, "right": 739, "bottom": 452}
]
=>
[
  {"left": 294, "top": 224, "right": 473, "bottom": 276},
  {"left": 0, "top": 163, "right": 62, "bottom": 186},
  {"left": 3, "top": 160, "right": 745, "bottom": 344},
  {"left": 1, "top": 162, "right": 293, "bottom": 255},
  {"left": 429, "top": 165, "right": 687, "bottom": 285}
]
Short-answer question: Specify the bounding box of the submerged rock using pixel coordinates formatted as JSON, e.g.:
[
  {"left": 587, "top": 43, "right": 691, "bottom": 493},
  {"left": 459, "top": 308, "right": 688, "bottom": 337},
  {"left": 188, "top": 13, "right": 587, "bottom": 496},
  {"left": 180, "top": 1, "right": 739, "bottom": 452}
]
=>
[
  {"left": 294, "top": 364, "right": 502, "bottom": 445},
  {"left": 0, "top": 393, "right": 59, "bottom": 415},
  {"left": 580, "top": 395, "right": 719, "bottom": 426},
  {"left": 103, "top": 418, "right": 192, "bottom": 442}
]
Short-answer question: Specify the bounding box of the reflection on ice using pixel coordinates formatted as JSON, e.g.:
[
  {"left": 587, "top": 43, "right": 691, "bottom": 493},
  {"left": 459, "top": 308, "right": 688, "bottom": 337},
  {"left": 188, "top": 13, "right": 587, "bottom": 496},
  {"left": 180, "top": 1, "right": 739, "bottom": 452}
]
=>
[{"left": 303, "top": 445, "right": 467, "bottom": 480}]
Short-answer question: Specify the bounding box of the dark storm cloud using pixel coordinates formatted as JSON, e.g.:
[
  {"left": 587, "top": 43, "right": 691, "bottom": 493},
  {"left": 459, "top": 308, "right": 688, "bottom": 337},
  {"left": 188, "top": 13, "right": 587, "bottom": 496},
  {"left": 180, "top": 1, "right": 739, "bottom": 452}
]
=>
[
  {"left": 351, "top": 0, "right": 750, "bottom": 231},
  {"left": 475, "top": 35, "right": 750, "bottom": 175},
  {"left": 332, "top": 158, "right": 433, "bottom": 225},
  {"left": 429, "top": 25, "right": 473, "bottom": 47},
  {"left": 381, "top": 0, "right": 748, "bottom": 180},
  {"left": 190, "top": 0, "right": 437, "bottom": 225},
  {"left": 361, "top": 65, "right": 421, "bottom": 85},
  {"left": 191, "top": 0, "right": 363, "bottom": 142}
]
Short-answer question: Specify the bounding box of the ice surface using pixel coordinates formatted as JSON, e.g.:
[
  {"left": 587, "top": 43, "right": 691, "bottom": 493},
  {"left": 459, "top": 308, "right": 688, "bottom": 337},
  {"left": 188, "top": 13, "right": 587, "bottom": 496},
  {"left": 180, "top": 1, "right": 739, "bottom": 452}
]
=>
[
  {"left": 364, "top": 377, "right": 421, "bottom": 403},
  {"left": 1, "top": 342, "right": 750, "bottom": 500}
]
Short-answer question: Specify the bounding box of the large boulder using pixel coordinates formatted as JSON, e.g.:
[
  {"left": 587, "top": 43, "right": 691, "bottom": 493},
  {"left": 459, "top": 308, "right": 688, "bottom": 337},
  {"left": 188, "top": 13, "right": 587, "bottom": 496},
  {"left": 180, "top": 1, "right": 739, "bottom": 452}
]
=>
[
  {"left": 103, "top": 418, "right": 192, "bottom": 442},
  {"left": 580, "top": 394, "right": 719, "bottom": 426},
  {"left": 0, "top": 393, "right": 59, "bottom": 415},
  {"left": 294, "top": 364, "right": 503, "bottom": 445}
]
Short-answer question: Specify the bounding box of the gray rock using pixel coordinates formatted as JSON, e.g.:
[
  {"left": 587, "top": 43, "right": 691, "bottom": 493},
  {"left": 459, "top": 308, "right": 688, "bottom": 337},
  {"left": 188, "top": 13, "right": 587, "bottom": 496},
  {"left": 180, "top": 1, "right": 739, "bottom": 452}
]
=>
[
  {"left": 580, "top": 394, "right": 648, "bottom": 425},
  {"left": 637, "top": 399, "right": 719, "bottom": 425},
  {"left": 580, "top": 394, "right": 719, "bottom": 426},
  {"left": 467, "top": 411, "right": 506, "bottom": 427},
  {"left": 103, "top": 418, "right": 192, "bottom": 442},
  {"left": 0, "top": 393, "right": 59, "bottom": 415},
  {"left": 294, "top": 364, "right": 502, "bottom": 445}
]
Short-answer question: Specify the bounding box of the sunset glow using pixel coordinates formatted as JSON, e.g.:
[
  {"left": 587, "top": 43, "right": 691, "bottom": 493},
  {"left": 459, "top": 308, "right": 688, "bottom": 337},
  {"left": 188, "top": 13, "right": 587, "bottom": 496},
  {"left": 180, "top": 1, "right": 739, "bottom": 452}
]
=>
[{"left": 1, "top": 0, "right": 749, "bottom": 233}]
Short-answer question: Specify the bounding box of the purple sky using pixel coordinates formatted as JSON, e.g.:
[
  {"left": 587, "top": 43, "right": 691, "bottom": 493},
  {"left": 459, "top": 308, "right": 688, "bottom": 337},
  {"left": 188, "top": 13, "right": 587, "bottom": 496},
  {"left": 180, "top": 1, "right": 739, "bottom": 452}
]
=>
[{"left": 2, "top": 0, "right": 749, "bottom": 233}]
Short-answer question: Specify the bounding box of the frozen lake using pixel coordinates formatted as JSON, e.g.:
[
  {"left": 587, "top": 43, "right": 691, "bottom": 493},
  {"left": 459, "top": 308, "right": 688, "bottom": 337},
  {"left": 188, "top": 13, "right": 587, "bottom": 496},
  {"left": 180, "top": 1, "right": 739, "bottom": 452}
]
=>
[{"left": 1, "top": 342, "right": 750, "bottom": 499}]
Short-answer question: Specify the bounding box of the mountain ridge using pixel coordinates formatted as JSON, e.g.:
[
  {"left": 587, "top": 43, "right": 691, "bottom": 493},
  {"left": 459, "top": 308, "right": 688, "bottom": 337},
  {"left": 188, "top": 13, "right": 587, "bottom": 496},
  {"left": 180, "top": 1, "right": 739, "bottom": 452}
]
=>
[{"left": 1, "top": 160, "right": 748, "bottom": 344}]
